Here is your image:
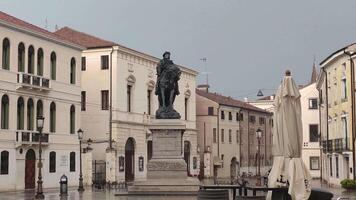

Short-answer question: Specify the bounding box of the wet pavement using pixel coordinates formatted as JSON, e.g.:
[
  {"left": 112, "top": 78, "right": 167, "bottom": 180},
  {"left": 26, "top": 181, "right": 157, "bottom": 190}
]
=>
[{"left": 0, "top": 180, "right": 355, "bottom": 200}]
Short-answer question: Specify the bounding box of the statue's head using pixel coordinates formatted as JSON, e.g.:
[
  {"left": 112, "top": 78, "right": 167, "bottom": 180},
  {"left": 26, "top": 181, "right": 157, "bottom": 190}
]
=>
[{"left": 163, "top": 51, "right": 171, "bottom": 59}]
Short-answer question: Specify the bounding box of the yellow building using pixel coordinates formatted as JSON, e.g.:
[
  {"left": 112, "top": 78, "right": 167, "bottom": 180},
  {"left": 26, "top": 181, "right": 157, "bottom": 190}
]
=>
[{"left": 317, "top": 43, "right": 356, "bottom": 186}]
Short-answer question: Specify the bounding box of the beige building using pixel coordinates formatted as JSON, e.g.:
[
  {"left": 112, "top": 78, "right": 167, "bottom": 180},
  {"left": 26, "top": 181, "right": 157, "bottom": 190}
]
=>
[
  {"left": 317, "top": 43, "right": 356, "bottom": 186},
  {"left": 196, "top": 85, "right": 273, "bottom": 180},
  {"left": 0, "top": 12, "right": 84, "bottom": 190},
  {"left": 300, "top": 81, "right": 321, "bottom": 178},
  {"left": 247, "top": 96, "right": 275, "bottom": 113},
  {"left": 55, "top": 27, "right": 199, "bottom": 183}
]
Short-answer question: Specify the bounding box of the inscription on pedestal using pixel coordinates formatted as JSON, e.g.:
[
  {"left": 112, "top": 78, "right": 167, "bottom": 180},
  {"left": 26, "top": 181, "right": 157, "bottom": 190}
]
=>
[{"left": 152, "top": 129, "right": 182, "bottom": 158}]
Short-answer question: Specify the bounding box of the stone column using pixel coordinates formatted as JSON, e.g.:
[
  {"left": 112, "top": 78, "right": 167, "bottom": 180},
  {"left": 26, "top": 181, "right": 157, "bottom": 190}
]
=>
[
  {"left": 106, "top": 149, "right": 117, "bottom": 183},
  {"left": 82, "top": 151, "right": 92, "bottom": 186}
]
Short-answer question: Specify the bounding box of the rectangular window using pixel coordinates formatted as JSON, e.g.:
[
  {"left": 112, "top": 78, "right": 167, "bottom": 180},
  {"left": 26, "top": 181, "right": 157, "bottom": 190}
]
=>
[
  {"left": 310, "top": 156, "right": 319, "bottom": 170},
  {"left": 236, "top": 130, "right": 239, "bottom": 143},
  {"left": 208, "top": 107, "right": 214, "bottom": 116},
  {"left": 342, "top": 117, "right": 348, "bottom": 148},
  {"left": 330, "top": 156, "right": 333, "bottom": 177},
  {"left": 342, "top": 78, "right": 347, "bottom": 100},
  {"left": 81, "top": 91, "right": 86, "bottom": 111},
  {"left": 101, "top": 90, "right": 109, "bottom": 110},
  {"left": 185, "top": 98, "right": 188, "bottom": 120},
  {"left": 221, "top": 111, "right": 225, "bottom": 120},
  {"left": 336, "top": 156, "right": 339, "bottom": 178},
  {"left": 0, "top": 151, "right": 9, "bottom": 175},
  {"left": 70, "top": 152, "right": 76, "bottom": 172},
  {"left": 213, "top": 128, "right": 217, "bottom": 143},
  {"left": 101, "top": 55, "right": 109, "bottom": 69},
  {"left": 309, "top": 124, "right": 319, "bottom": 142},
  {"left": 240, "top": 113, "right": 244, "bottom": 121},
  {"left": 221, "top": 129, "right": 224, "bottom": 143},
  {"left": 259, "top": 117, "right": 265, "bottom": 125},
  {"left": 229, "top": 129, "right": 232, "bottom": 143},
  {"left": 249, "top": 115, "right": 256, "bottom": 123},
  {"left": 228, "top": 112, "right": 232, "bottom": 120},
  {"left": 147, "top": 90, "right": 152, "bottom": 115},
  {"left": 236, "top": 113, "right": 239, "bottom": 121},
  {"left": 309, "top": 98, "right": 318, "bottom": 109},
  {"left": 127, "top": 85, "right": 132, "bottom": 112},
  {"left": 81, "top": 57, "right": 86, "bottom": 71}
]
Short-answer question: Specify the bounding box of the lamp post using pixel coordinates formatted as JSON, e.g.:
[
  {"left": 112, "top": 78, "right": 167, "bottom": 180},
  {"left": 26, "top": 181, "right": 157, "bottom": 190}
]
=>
[
  {"left": 35, "top": 116, "right": 45, "bottom": 199},
  {"left": 255, "top": 128, "right": 262, "bottom": 186},
  {"left": 77, "top": 128, "right": 85, "bottom": 192}
]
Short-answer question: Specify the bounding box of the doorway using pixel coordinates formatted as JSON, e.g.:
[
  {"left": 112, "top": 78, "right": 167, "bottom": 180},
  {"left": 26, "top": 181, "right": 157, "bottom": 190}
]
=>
[
  {"left": 25, "top": 149, "right": 36, "bottom": 189},
  {"left": 125, "top": 137, "right": 135, "bottom": 182}
]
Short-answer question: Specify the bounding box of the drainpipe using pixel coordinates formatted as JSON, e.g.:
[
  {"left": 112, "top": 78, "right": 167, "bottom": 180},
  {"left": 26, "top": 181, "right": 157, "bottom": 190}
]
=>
[
  {"left": 322, "top": 67, "right": 329, "bottom": 182},
  {"left": 247, "top": 110, "right": 250, "bottom": 172},
  {"left": 344, "top": 50, "right": 356, "bottom": 180},
  {"left": 109, "top": 47, "right": 114, "bottom": 150},
  {"left": 239, "top": 110, "right": 242, "bottom": 170},
  {"left": 318, "top": 89, "right": 323, "bottom": 181},
  {"left": 217, "top": 106, "right": 220, "bottom": 157}
]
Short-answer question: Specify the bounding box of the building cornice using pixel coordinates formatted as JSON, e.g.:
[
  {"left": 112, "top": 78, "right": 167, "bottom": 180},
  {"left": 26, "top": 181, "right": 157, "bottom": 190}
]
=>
[{"left": 0, "top": 20, "right": 85, "bottom": 51}]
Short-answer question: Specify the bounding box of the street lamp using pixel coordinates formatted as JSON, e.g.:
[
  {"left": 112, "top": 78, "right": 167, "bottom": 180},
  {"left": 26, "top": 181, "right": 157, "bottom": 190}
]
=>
[
  {"left": 77, "top": 128, "right": 85, "bottom": 192},
  {"left": 35, "top": 116, "right": 45, "bottom": 199},
  {"left": 255, "top": 128, "right": 262, "bottom": 186}
]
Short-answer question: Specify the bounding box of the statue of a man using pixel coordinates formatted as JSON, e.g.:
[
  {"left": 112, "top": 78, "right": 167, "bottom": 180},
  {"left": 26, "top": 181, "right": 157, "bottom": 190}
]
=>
[{"left": 155, "top": 51, "right": 181, "bottom": 119}]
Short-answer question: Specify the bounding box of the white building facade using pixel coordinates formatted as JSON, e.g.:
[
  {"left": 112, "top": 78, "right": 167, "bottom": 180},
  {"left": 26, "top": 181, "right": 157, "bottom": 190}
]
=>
[
  {"left": 55, "top": 27, "right": 199, "bottom": 183},
  {"left": 0, "top": 12, "right": 84, "bottom": 191},
  {"left": 317, "top": 44, "right": 356, "bottom": 186},
  {"left": 300, "top": 83, "right": 321, "bottom": 178}
]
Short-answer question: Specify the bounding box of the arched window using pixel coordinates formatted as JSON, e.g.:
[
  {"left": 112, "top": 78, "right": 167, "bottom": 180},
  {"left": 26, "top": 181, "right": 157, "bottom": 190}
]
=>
[
  {"left": 70, "top": 58, "right": 76, "bottom": 84},
  {"left": 0, "top": 151, "right": 9, "bottom": 174},
  {"left": 36, "top": 100, "right": 43, "bottom": 117},
  {"left": 50, "top": 102, "right": 56, "bottom": 133},
  {"left": 28, "top": 45, "right": 34, "bottom": 74},
  {"left": 70, "top": 105, "right": 75, "bottom": 134},
  {"left": 27, "top": 98, "right": 34, "bottom": 130},
  {"left": 49, "top": 151, "right": 56, "bottom": 173},
  {"left": 70, "top": 152, "right": 75, "bottom": 172},
  {"left": 1, "top": 95, "right": 9, "bottom": 129},
  {"left": 2, "top": 38, "right": 10, "bottom": 70},
  {"left": 18, "top": 42, "right": 25, "bottom": 72},
  {"left": 36, "top": 100, "right": 43, "bottom": 131},
  {"left": 37, "top": 48, "right": 43, "bottom": 76},
  {"left": 50, "top": 52, "right": 56, "bottom": 80},
  {"left": 17, "top": 97, "right": 24, "bottom": 130}
]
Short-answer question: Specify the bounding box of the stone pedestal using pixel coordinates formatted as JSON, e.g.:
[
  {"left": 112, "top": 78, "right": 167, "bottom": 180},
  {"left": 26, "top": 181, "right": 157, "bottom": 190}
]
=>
[{"left": 128, "top": 119, "right": 199, "bottom": 194}]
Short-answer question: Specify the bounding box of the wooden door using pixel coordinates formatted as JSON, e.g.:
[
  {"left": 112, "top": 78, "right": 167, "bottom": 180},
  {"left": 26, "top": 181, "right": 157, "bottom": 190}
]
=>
[
  {"left": 125, "top": 150, "right": 134, "bottom": 182},
  {"left": 25, "top": 149, "right": 36, "bottom": 189}
]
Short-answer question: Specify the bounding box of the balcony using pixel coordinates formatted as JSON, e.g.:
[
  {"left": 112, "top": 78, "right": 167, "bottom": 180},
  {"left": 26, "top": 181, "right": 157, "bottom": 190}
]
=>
[
  {"left": 322, "top": 140, "right": 333, "bottom": 153},
  {"left": 322, "top": 138, "right": 350, "bottom": 153},
  {"left": 333, "top": 138, "right": 350, "bottom": 152},
  {"left": 16, "top": 72, "right": 51, "bottom": 91},
  {"left": 15, "top": 131, "right": 49, "bottom": 147}
]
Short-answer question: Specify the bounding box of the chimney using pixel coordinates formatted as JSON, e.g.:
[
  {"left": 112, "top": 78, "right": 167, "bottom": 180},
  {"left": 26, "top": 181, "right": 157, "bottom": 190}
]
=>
[
  {"left": 244, "top": 97, "right": 248, "bottom": 102},
  {"left": 197, "top": 84, "right": 210, "bottom": 93}
]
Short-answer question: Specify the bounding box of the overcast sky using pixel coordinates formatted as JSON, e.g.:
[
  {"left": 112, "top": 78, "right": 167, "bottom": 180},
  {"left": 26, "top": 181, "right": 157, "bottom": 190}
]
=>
[{"left": 2, "top": 0, "right": 356, "bottom": 99}]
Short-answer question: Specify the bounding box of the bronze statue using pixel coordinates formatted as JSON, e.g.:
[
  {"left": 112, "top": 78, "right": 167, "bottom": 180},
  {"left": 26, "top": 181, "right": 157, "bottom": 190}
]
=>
[{"left": 155, "top": 51, "right": 181, "bottom": 119}]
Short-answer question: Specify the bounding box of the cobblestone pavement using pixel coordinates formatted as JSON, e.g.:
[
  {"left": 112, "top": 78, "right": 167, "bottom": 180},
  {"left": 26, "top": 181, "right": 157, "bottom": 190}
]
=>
[
  {"left": 0, "top": 187, "right": 196, "bottom": 200},
  {"left": 0, "top": 180, "right": 355, "bottom": 200}
]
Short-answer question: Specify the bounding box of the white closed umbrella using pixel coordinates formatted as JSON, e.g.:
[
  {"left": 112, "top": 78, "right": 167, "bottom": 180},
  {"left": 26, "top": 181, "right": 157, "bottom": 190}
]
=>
[{"left": 267, "top": 71, "right": 311, "bottom": 200}]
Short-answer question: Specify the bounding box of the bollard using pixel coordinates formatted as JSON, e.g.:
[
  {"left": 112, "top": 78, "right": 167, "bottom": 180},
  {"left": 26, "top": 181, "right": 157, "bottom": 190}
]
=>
[{"left": 59, "top": 174, "right": 68, "bottom": 196}]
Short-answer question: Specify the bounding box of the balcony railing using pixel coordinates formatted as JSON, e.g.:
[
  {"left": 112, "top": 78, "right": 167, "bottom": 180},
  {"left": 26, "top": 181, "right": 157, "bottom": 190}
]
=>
[
  {"left": 17, "top": 72, "right": 51, "bottom": 91},
  {"left": 333, "top": 138, "right": 350, "bottom": 152},
  {"left": 322, "top": 138, "right": 350, "bottom": 153},
  {"left": 16, "top": 131, "right": 49, "bottom": 144}
]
